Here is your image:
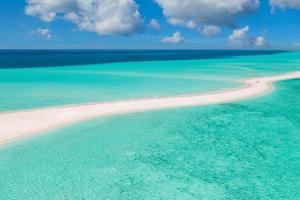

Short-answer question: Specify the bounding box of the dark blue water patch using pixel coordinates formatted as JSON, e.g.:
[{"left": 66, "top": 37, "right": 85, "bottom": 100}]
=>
[{"left": 0, "top": 49, "right": 286, "bottom": 69}]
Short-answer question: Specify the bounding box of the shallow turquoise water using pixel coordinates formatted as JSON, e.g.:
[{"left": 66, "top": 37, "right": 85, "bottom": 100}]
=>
[
  {"left": 0, "top": 51, "right": 300, "bottom": 199},
  {"left": 1, "top": 79, "right": 299, "bottom": 199},
  {"left": 0, "top": 66, "right": 236, "bottom": 111},
  {"left": 1, "top": 51, "right": 300, "bottom": 111}
]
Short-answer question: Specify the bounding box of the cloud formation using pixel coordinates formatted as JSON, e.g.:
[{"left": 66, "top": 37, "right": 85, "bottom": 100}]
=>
[
  {"left": 162, "top": 31, "right": 184, "bottom": 43},
  {"left": 150, "top": 19, "right": 160, "bottom": 31},
  {"left": 33, "top": 28, "right": 52, "bottom": 39},
  {"left": 229, "top": 26, "right": 267, "bottom": 47},
  {"left": 155, "top": 0, "right": 259, "bottom": 29},
  {"left": 229, "top": 26, "right": 250, "bottom": 46},
  {"left": 270, "top": 0, "right": 300, "bottom": 10},
  {"left": 200, "top": 25, "right": 221, "bottom": 37},
  {"left": 255, "top": 36, "right": 267, "bottom": 47},
  {"left": 25, "top": 0, "right": 144, "bottom": 36}
]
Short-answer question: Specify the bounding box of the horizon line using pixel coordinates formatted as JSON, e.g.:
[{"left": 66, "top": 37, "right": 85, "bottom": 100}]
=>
[{"left": 0, "top": 48, "right": 293, "bottom": 51}]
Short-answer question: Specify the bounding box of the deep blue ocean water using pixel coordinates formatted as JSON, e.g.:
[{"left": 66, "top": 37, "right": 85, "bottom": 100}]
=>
[{"left": 0, "top": 49, "right": 285, "bottom": 68}]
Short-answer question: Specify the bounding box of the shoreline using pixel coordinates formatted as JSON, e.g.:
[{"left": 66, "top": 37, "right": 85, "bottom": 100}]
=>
[{"left": 1, "top": 71, "right": 300, "bottom": 144}]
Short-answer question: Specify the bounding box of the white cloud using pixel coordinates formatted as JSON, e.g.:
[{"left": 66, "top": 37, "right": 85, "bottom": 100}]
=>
[
  {"left": 155, "top": 0, "right": 259, "bottom": 28},
  {"left": 200, "top": 25, "right": 221, "bottom": 37},
  {"left": 255, "top": 36, "right": 267, "bottom": 47},
  {"left": 25, "top": 0, "right": 144, "bottom": 36},
  {"left": 33, "top": 28, "right": 52, "bottom": 39},
  {"left": 162, "top": 31, "right": 184, "bottom": 43},
  {"left": 229, "top": 26, "right": 250, "bottom": 46},
  {"left": 150, "top": 19, "right": 160, "bottom": 31},
  {"left": 168, "top": 18, "right": 197, "bottom": 29},
  {"left": 270, "top": 0, "right": 300, "bottom": 10},
  {"left": 229, "top": 26, "right": 267, "bottom": 47}
]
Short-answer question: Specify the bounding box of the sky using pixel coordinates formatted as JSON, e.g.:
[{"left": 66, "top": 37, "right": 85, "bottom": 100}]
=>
[{"left": 0, "top": 0, "right": 300, "bottom": 49}]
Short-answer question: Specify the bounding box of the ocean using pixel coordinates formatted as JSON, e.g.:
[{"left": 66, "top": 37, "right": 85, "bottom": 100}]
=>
[
  {"left": 0, "top": 50, "right": 300, "bottom": 199},
  {"left": 1, "top": 50, "right": 299, "bottom": 111}
]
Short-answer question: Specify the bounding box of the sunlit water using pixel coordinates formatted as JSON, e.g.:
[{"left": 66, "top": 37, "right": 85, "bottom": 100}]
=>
[
  {"left": 1, "top": 51, "right": 300, "bottom": 111},
  {"left": 0, "top": 51, "right": 300, "bottom": 199}
]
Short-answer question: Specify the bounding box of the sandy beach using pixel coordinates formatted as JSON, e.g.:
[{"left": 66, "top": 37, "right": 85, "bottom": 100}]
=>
[{"left": 0, "top": 71, "right": 299, "bottom": 144}]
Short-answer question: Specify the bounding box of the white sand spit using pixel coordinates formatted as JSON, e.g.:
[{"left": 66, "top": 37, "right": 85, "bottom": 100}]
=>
[{"left": 1, "top": 71, "right": 300, "bottom": 144}]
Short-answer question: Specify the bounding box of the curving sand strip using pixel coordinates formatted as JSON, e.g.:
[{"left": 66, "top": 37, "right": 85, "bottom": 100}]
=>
[{"left": 0, "top": 71, "right": 300, "bottom": 144}]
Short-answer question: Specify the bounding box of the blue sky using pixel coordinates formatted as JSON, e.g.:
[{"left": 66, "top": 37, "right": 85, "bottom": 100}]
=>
[{"left": 0, "top": 0, "right": 299, "bottom": 49}]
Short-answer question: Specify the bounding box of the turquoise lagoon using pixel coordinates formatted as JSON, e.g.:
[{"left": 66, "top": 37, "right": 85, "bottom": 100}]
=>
[
  {"left": 0, "top": 51, "right": 300, "bottom": 199},
  {"left": 1, "top": 51, "right": 300, "bottom": 111}
]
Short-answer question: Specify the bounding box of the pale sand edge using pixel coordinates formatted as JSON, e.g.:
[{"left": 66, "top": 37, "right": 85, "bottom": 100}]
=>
[{"left": 1, "top": 71, "right": 300, "bottom": 144}]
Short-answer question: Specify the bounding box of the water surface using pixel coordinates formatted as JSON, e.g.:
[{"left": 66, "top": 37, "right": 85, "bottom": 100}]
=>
[
  {"left": 0, "top": 79, "right": 299, "bottom": 199},
  {"left": 1, "top": 51, "right": 300, "bottom": 111},
  {"left": 0, "top": 50, "right": 299, "bottom": 199}
]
